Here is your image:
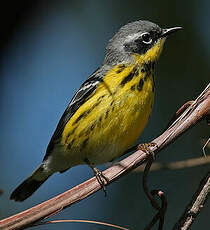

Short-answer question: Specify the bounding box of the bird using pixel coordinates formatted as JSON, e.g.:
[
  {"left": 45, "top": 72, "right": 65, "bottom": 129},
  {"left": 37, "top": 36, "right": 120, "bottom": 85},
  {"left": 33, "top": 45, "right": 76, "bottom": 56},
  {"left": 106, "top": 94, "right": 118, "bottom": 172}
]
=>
[{"left": 10, "top": 20, "right": 182, "bottom": 201}]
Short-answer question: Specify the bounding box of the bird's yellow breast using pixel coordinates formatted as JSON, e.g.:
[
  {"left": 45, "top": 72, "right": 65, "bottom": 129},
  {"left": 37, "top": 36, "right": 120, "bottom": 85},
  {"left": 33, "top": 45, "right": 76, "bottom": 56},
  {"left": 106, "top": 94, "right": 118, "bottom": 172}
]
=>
[{"left": 60, "top": 61, "right": 155, "bottom": 166}]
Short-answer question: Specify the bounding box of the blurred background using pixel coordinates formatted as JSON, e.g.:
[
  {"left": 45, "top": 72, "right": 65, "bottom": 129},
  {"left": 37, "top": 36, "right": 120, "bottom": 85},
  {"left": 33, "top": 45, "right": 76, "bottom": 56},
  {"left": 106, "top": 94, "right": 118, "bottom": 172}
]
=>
[{"left": 0, "top": 0, "right": 209, "bottom": 229}]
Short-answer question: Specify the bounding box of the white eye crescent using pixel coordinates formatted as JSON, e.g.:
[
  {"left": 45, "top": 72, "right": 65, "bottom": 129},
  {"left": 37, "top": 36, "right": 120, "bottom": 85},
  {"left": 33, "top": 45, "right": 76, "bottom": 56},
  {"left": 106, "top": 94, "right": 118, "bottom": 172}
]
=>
[{"left": 141, "top": 32, "right": 152, "bottom": 44}]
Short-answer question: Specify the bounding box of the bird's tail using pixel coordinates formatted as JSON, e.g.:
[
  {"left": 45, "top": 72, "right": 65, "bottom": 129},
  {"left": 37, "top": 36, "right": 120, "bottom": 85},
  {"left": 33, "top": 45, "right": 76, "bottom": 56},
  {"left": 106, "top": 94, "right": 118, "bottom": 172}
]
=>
[{"left": 10, "top": 164, "right": 52, "bottom": 202}]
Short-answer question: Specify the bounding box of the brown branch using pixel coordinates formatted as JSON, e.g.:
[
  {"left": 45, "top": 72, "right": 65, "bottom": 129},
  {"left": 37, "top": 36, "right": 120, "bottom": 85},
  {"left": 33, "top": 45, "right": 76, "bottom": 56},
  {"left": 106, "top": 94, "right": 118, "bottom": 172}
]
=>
[
  {"left": 0, "top": 83, "right": 209, "bottom": 230},
  {"left": 37, "top": 219, "right": 130, "bottom": 230},
  {"left": 172, "top": 171, "right": 210, "bottom": 230},
  {"left": 134, "top": 155, "right": 210, "bottom": 172}
]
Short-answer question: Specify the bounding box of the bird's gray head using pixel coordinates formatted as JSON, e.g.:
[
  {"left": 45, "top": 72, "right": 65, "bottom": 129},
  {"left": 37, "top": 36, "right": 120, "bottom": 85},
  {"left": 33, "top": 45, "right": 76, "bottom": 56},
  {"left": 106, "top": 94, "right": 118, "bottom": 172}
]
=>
[{"left": 104, "top": 20, "right": 182, "bottom": 66}]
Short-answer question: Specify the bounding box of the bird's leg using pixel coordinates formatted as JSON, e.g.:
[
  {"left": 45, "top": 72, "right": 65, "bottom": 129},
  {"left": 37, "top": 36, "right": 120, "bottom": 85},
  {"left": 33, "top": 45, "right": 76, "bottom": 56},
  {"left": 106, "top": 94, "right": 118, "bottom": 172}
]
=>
[
  {"left": 84, "top": 158, "right": 109, "bottom": 196},
  {"left": 137, "top": 142, "right": 158, "bottom": 159}
]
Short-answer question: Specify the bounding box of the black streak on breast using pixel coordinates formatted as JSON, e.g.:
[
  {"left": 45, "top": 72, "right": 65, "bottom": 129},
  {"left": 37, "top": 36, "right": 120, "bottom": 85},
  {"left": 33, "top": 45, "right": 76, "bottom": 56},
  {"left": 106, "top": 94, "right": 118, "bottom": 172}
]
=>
[
  {"left": 120, "top": 67, "right": 138, "bottom": 86},
  {"left": 144, "top": 61, "right": 152, "bottom": 80},
  {"left": 116, "top": 64, "right": 126, "bottom": 73},
  {"left": 137, "top": 78, "right": 144, "bottom": 91}
]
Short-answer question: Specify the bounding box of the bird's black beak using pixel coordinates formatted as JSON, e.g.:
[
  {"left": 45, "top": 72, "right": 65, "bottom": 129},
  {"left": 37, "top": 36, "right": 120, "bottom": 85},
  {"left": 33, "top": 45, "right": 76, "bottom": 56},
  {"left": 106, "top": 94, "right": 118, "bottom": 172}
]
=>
[{"left": 160, "top": 27, "right": 183, "bottom": 38}]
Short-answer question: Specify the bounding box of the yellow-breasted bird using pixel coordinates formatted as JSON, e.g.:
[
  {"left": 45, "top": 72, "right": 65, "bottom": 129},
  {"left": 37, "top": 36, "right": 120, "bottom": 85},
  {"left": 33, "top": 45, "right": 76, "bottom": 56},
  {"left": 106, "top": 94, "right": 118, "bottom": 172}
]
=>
[{"left": 10, "top": 20, "right": 182, "bottom": 201}]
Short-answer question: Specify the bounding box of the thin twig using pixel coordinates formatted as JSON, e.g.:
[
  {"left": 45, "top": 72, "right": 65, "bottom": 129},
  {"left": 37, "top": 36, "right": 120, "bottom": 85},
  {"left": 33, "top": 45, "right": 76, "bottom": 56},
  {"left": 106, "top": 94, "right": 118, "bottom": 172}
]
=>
[
  {"left": 36, "top": 219, "right": 129, "bottom": 230},
  {"left": 165, "top": 101, "right": 194, "bottom": 130},
  {"left": 152, "top": 190, "right": 167, "bottom": 230},
  {"left": 172, "top": 171, "right": 210, "bottom": 230},
  {"left": 202, "top": 137, "right": 210, "bottom": 157},
  {"left": 134, "top": 155, "right": 210, "bottom": 172},
  {"left": 143, "top": 156, "right": 167, "bottom": 230},
  {"left": 143, "top": 156, "right": 160, "bottom": 211},
  {"left": 0, "top": 83, "right": 209, "bottom": 230}
]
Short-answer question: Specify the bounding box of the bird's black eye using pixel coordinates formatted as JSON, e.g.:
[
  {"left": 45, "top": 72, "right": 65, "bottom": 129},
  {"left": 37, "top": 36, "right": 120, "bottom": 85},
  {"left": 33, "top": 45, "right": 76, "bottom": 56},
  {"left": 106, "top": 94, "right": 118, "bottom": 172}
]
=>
[{"left": 141, "top": 32, "right": 152, "bottom": 44}]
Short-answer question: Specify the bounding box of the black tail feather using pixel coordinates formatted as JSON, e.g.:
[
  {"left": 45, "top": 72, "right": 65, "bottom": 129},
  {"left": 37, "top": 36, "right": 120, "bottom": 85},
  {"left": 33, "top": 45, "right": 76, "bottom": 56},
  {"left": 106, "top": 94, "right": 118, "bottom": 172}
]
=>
[{"left": 10, "top": 176, "right": 49, "bottom": 202}]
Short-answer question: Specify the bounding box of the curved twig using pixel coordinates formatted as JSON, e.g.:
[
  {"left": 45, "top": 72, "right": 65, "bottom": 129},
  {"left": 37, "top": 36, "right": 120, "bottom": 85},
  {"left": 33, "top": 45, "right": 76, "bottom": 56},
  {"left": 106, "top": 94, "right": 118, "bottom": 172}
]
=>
[
  {"left": 143, "top": 156, "right": 167, "bottom": 230},
  {"left": 36, "top": 219, "right": 129, "bottom": 230}
]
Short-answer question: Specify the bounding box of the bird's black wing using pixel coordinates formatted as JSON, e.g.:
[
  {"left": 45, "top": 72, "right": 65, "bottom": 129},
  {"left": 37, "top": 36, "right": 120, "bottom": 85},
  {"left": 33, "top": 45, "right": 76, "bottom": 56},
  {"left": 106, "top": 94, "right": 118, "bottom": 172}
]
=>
[{"left": 45, "top": 68, "right": 104, "bottom": 156}]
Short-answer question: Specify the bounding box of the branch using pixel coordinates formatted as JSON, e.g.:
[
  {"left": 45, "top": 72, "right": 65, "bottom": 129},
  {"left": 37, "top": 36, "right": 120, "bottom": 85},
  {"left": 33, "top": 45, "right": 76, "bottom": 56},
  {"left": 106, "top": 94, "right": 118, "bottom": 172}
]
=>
[
  {"left": 134, "top": 155, "right": 210, "bottom": 172},
  {"left": 172, "top": 171, "right": 210, "bottom": 230},
  {"left": 0, "top": 83, "right": 209, "bottom": 230}
]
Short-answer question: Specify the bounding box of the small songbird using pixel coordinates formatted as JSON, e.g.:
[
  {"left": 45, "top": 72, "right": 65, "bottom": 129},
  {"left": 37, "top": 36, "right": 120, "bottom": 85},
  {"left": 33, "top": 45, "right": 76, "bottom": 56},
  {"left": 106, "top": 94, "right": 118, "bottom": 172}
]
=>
[{"left": 10, "top": 20, "right": 182, "bottom": 201}]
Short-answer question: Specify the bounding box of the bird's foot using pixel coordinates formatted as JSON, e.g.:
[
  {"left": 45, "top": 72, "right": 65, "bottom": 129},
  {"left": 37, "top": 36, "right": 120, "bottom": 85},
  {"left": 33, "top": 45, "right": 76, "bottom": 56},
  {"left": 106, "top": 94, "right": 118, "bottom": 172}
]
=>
[
  {"left": 137, "top": 142, "right": 158, "bottom": 159},
  {"left": 92, "top": 167, "right": 109, "bottom": 196},
  {"left": 85, "top": 158, "right": 109, "bottom": 196}
]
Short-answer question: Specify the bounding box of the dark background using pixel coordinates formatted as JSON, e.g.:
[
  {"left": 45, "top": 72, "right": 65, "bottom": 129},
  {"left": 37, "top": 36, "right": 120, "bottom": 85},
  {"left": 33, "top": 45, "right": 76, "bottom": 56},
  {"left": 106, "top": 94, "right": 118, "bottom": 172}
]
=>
[{"left": 0, "top": 0, "right": 209, "bottom": 229}]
